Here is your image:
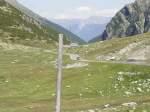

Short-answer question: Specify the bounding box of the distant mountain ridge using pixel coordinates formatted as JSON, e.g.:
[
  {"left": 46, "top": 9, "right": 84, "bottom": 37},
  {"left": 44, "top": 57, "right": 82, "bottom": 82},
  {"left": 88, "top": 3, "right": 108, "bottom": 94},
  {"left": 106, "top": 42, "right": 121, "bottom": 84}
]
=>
[
  {"left": 90, "top": 0, "right": 150, "bottom": 42},
  {"left": 54, "top": 17, "right": 111, "bottom": 42},
  {"left": 5, "top": 0, "right": 85, "bottom": 44}
]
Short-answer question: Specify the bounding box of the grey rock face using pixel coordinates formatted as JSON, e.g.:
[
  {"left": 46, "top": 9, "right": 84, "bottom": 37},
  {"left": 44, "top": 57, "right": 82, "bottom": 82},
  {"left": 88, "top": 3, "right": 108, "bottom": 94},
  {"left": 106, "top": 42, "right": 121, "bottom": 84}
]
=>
[{"left": 92, "top": 0, "right": 150, "bottom": 42}]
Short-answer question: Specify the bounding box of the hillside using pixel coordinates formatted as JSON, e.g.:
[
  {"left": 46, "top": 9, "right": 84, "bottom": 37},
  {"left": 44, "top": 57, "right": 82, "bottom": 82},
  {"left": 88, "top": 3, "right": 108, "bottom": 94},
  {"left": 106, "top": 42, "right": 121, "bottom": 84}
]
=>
[
  {"left": 90, "top": 0, "right": 150, "bottom": 42},
  {"left": 5, "top": 0, "right": 85, "bottom": 44},
  {"left": 67, "top": 32, "right": 150, "bottom": 65},
  {"left": 0, "top": 0, "right": 71, "bottom": 48}
]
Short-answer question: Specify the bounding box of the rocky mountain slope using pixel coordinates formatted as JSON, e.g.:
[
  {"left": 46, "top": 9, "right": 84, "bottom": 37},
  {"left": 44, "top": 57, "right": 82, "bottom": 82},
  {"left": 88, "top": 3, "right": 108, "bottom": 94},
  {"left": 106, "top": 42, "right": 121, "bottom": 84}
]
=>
[
  {"left": 90, "top": 0, "right": 150, "bottom": 42},
  {"left": 5, "top": 0, "right": 85, "bottom": 44}
]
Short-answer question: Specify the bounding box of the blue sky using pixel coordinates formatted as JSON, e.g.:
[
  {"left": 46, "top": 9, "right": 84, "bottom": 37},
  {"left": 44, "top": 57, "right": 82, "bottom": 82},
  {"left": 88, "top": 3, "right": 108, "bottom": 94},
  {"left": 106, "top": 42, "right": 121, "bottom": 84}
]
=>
[{"left": 18, "top": 0, "right": 135, "bottom": 20}]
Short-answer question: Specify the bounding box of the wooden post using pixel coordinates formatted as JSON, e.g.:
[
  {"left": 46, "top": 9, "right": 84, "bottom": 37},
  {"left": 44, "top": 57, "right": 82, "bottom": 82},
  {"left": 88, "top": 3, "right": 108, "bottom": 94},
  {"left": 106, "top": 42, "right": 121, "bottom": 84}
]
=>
[{"left": 56, "top": 34, "right": 63, "bottom": 112}]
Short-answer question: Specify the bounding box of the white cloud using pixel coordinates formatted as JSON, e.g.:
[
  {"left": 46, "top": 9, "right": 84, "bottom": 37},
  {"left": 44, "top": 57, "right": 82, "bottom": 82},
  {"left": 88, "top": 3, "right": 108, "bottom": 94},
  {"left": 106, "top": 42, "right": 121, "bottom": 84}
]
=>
[
  {"left": 77, "top": 6, "right": 93, "bottom": 12},
  {"left": 54, "top": 6, "right": 118, "bottom": 20},
  {"left": 95, "top": 9, "right": 119, "bottom": 17},
  {"left": 18, "top": 0, "right": 119, "bottom": 20},
  {"left": 54, "top": 14, "right": 73, "bottom": 20}
]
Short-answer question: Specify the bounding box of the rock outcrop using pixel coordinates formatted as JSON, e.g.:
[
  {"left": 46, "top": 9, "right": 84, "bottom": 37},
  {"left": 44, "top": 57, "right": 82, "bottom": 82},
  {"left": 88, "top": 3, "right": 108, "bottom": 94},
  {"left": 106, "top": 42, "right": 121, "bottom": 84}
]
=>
[{"left": 90, "top": 0, "right": 150, "bottom": 42}]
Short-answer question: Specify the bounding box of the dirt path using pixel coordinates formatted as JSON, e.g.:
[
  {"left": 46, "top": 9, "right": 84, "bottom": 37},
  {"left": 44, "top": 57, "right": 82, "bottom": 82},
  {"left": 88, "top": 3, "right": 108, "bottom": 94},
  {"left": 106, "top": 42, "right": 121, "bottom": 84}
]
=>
[{"left": 79, "top": 59, "right": 150, "bottom": 66}]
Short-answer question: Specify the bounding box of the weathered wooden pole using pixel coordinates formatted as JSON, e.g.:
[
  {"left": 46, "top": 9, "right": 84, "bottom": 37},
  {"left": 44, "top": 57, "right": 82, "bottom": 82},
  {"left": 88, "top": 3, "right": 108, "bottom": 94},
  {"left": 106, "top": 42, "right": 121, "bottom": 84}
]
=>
[{"left": 56, "top": 34, "right": 63, "bottom": 112}]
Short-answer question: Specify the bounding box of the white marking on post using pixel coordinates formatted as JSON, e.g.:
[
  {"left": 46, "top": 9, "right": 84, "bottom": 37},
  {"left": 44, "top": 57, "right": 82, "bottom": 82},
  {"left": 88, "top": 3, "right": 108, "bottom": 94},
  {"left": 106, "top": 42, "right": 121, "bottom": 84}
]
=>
[{"left": 56, "top": 34, "right": 63, "bottom": 112}]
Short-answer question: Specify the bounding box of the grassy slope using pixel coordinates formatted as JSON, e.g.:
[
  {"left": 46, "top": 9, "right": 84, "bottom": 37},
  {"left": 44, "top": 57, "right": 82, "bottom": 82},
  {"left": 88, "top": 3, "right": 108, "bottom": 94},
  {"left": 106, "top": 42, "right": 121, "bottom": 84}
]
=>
[
  {"left": 0, "top": 43, "right": 150, "bottom": 112},
  {"left": 5, "top": 0, "right": 85, "bottom": 44},
  {"left": 67, "top": 32, "right": 150, "bottom": 61},
  {"left": 0, "top": 0, "right": 70, "bottom": 48}
]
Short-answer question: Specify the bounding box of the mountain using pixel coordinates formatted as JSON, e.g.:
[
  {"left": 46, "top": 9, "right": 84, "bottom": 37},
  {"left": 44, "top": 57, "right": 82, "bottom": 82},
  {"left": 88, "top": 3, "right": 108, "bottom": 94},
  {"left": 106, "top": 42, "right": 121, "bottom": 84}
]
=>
[
  {"left": 0, "top": 0, "right": 67, "bottom": 48},
  {"left": 76, "top": 23, "right": 106, "bottom": 42},
  {"left": 5, "top": 0, "right": 85, "bottom": 44},
  {"left": 54, "top": 16, "right": 111, "bottom": 42},
  {"left": 90, "top": 0, "right": 150, "bottom": 42}
]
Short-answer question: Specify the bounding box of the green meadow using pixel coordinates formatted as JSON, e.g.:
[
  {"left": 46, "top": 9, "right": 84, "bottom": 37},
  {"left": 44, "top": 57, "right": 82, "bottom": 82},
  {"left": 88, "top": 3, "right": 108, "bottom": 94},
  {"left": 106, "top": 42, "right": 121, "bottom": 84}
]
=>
[{"left": 0, "top": 46, "right": 150, "bottom": 112}]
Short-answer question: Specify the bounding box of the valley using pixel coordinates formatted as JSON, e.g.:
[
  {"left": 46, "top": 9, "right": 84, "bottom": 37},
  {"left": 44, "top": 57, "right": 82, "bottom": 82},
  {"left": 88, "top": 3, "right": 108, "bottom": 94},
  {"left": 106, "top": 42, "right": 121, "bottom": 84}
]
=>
[
  {"left": 0, "top": 33, "right": 150, "bottom": 112},
  {"left": 0, "top": 0, "right": 150, "bottom": 112}
]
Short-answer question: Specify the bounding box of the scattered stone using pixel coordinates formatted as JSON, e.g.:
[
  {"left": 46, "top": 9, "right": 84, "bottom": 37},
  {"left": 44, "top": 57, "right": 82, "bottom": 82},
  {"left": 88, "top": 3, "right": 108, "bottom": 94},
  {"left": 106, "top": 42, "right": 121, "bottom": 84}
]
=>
[
  {"left": 117, "top": 75, "right": 124, "bottom": 81},
  {"left": 104, "top": 104, "right": 111, "bottom": 108},
  {"left": 122, "top": 102, "right": 137, "bottom": 109},
  {"left": 5, "top": 80, "right": 9, "bottom": 83},
  {"left": 0, "top": 6, "right": 12, "bottom": 13},
  {"left": 147, "top": 89, "right": 150, "bottom": 92},
  {"left": 129, "top": 110, "right": 135, "bottom": 112},
  {"left": 142, "top": 110, "right": 147, "bottom": 112},
  {"left": 88, "top": 109, "right": 95, "bottom": 112},
  {"left": 88, "top": 74, "right": 91, "bottom": 77},
  {"left": 137, "top": 87, "right": 142, "bottom": 92},
  {"left": 131, "top": 81, "right": 138, "bottom": 84},
  {"left": 124, "top": 91, "right": 132, "bottom": 96},
  {"left": 36, "top": 85, "right": 40, "bottom": 88},
  {"left": 79, "top": 93, "right": 83, "bottom": 97},
  {"left": 69, "top": 54, "right": 80, "bottom": 61},
  {"left": 118, "top": 72, "right": 124, "bottom": 75},
  {"left": 29, "top": 106, "right": 33, "bottom": 109},
  {"left": 66, "top": 85, "right": 71, "bottom": 88},
  {"left": 85, "top": 87, "right": 89, "bottom": 90},
  {"left": 51, "top": 93, "right": 55, "bottom": 96}
]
